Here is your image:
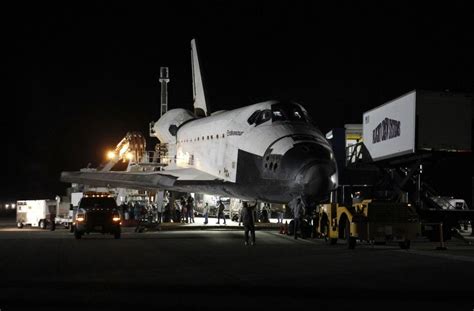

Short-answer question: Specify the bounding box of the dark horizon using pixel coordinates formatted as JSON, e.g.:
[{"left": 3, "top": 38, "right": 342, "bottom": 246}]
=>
[{"left": 2, "top": 2, "right": 473, "bottom": 201}]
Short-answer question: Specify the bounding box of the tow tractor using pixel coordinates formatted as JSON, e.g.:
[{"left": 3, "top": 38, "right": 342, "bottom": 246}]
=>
[{"left": 318, "top": 186, "right": 419, "bottom": 249}]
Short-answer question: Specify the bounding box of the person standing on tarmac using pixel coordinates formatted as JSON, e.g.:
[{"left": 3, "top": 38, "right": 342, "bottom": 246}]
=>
[
  {"left": 290, "top": 197, "right": 305, "bottom": 240},
  {"left": 239, "top": 202, "right": 256, "bottom": 246},
  {"left": 156, "top": 201, "right": 164, "bottom": 224},
  {"left": 187, "top": 196, "right": 195, "bottom": 223},
  {"left": 216, "top": 200, "right": 226, "bottom": 224},
  {"left": 181, "top": 197, "right": 188, "bottom": 223},
  {"left": 203, "top": 202, "right": 209, "bottom": 224},
  {"left": 49, "top": 211, "right": 56, "bottom": 231}
]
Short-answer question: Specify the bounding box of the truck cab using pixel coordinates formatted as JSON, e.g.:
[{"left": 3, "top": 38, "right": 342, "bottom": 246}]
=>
[{"left": 74, "top": 195, "right": 121, "bottom": 239}]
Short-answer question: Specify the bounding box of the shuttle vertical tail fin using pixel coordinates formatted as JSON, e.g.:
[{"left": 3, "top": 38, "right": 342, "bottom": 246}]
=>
[{"left": 191, "top": 38, "right": 209, "bottom": 117}]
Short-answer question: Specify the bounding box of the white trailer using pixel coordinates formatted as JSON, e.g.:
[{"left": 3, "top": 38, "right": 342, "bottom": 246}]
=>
[
  {"left": 16, "top": 200, "right": 55, "bottom": 229},
  {"left": 363, "top": 90, "right": 472, "bottom": 161}
]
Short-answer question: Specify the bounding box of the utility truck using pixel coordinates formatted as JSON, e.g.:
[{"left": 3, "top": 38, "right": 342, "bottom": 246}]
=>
[{"left": 16, "top": 200, "right": 56, "bottom": 229}]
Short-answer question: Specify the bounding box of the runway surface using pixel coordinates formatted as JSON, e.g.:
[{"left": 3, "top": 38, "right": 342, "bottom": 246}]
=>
[{"left": 1, "top": 222, "right": 474, "bottom": 310}]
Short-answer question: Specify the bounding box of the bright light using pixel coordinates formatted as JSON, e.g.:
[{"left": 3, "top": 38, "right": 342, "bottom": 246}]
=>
[
  {"left": 76, "top": 216, "right": 85, "bottom": 222},
  {"left": 125, "top": 152, "right": 134, "bottom": 161},
  {"left": 107, "top": 151, "right": 116, "bottom": 160},
  {"left": 5, "top": 204, "right": 9, "bottom": 208},
  {"left": 112, "top": 216, "right": 121, "bottom": 222}
]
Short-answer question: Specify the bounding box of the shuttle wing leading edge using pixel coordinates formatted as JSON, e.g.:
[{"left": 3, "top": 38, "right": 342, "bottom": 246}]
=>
[{"left": 60, "top": 168, "right": 224, "bottom": 192}]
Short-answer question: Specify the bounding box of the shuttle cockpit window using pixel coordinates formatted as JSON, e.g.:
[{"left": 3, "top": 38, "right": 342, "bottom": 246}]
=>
[
  {"left": 256, "top": 109, "right": 272, "bottom": 126},
  {"left": 247, "top": 110, "right": 261, "bottom": 125},
  {"left": 271, "top": 102, "right": 308, "bottom": 123},
  {"left": 248, "top": 109, "right": 272, "bottom": 126}
]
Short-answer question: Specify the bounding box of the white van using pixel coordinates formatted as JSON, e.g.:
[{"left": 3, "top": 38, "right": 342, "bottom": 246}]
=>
[{"left": 16, "top": 200, "right": 55, "bottom": 229}]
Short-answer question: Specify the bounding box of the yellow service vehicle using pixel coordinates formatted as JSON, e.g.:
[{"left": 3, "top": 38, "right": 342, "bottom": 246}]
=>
[{"left": 318, "top": 199, "right": 419, "bottom": 249}]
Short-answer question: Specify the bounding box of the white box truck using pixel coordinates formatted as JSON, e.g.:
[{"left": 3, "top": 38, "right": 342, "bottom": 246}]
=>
[{"left": 16, "top": 200, "right": 56, "bottom": 229}]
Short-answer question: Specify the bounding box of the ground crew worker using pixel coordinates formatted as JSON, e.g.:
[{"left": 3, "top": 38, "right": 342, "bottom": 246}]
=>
[
  {"left": 216, "top": 200, "right": 226, "bottom": 224},
  {"left": 203, "top": 202, "right": 209, "bottom": 225},
  {"left": 187, "top": 196, "right": 195, "bottom": 223},
  {"left": 239, "top": 202, "right": 256, "bottom": 246},
  {"left": 290, "top": 197, "right": 305, "bottom": 240},
  {"left": 49, "top": 212, "right": 56, "bottom": 231}
]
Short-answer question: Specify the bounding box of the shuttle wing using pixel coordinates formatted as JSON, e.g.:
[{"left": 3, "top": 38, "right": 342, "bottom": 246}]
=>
[{"left": 60, "top": 168, "right": 224, "bottom": 192}]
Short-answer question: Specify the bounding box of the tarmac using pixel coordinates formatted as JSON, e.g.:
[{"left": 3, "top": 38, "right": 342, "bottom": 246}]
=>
[{"left": 1, "top": 216, "right": 474, "bottom": 311}]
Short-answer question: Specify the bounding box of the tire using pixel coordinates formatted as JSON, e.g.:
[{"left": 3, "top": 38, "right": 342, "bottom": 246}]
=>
[
  {"left": 74, "top": 231, "right": 82, "bottom": 239},
  {"left": 399, "top": 239, "right": 411, "bottom": 249},
  {"left": 17, "top": 222, "right": 23, "bottom": 229},
  {"left": 39, "top": 220, "right": 47, "bottom": 229}
]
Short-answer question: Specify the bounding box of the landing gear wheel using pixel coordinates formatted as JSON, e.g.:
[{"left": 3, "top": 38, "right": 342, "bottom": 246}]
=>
[
  {"left": 399, "top": 239, "right": 411, "bottom": 249},
  {"left": 17, "top": 222, "right": 23, "bottom": 229},
  {"left": 74, "top": 231, "right": 82, "bottom": 239}
]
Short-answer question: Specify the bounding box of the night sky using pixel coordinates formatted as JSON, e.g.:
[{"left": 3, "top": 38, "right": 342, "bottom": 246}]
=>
[{"left": 2, "top": 2, "right": 473, "bottom": 201}]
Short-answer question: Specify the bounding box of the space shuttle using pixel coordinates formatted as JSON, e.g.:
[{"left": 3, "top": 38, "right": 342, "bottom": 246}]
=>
[{"left": 61, "top": 39, "right": 338, "bottom": 204}]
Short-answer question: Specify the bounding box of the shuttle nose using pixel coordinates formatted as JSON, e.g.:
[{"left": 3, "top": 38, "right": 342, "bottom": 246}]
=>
[
  {"left": 279, "top": 142, "right": 337, "bottom": 200},
  {"left": 297, "top": 162, "right": 337, "bottom": 199}
]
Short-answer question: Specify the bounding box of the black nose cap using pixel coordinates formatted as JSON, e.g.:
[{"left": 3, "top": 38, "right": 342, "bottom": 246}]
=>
[{"left": 299, "top": 162, "right": 336, "bottom": 199}]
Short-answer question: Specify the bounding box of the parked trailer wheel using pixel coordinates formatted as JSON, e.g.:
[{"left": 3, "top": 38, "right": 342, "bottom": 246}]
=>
[
  {"left": 39, "top": 220, "right": 47, "bottom": 229},
  {"left": 17, "top": 222, "right": 23, "bottom": 229}
]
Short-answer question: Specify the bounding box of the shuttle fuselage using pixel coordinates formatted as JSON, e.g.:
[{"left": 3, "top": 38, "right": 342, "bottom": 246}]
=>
[{"left": 154, "top": 100, "right": 337, "bottom": 203}]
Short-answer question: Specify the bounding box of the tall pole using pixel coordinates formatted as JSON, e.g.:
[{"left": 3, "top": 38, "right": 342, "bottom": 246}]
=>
[{"left": 159, "top": 67, "right": 169, "bottom": 117}]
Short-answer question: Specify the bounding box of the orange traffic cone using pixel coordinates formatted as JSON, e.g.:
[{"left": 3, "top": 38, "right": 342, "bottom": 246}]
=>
[{"left": 283, "top": 221, "right": 288, "bottom": 235}]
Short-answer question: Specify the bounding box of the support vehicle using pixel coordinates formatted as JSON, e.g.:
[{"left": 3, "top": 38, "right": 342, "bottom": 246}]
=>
[
  {"left": 318, "top": 197, "right": 419, "bottom": 249},
  {"left": 74, "top": 194, "right": 122, "bottom": 239},
  {"left": 16, "top": 200, "right": 56, "bottom": 229}
]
